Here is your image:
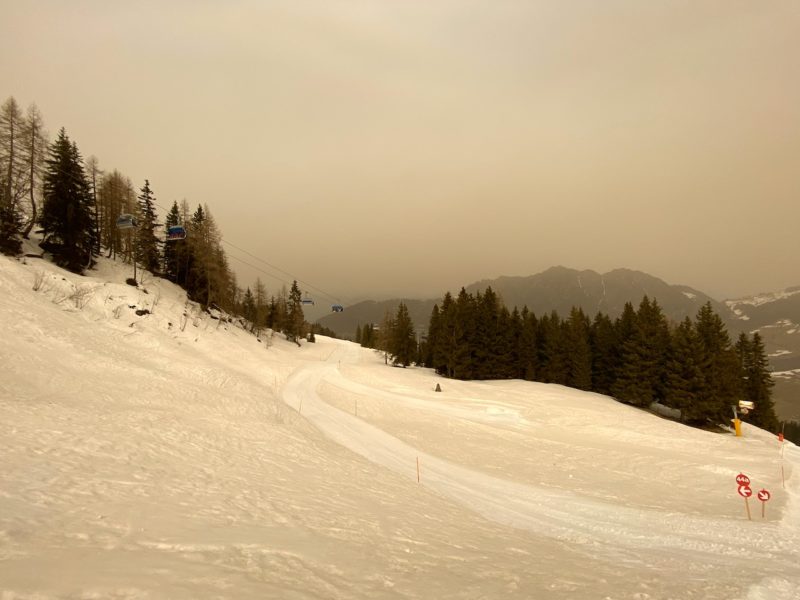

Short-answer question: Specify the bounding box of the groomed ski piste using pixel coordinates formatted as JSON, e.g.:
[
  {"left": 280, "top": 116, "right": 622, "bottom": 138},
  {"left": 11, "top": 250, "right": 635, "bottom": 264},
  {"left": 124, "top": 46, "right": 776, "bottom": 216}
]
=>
[{"left": 1, "top": 250, "right": 798, "bottom": 599}]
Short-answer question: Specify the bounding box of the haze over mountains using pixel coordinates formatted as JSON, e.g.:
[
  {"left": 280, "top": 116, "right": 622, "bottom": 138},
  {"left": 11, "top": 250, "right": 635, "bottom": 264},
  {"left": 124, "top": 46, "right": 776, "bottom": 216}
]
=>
[
  {"left": 318, "top": 266, "right": 734, "bottom": 338},
  {"left": 318, "top": 266, "right": 800, "bottom": 420}
]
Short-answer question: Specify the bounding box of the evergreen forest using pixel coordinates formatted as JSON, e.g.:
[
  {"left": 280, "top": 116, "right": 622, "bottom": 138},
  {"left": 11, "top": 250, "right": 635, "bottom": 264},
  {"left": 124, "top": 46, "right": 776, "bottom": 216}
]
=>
[
  {"left": 0, "top": 96, "right": 315, "bottom": 342},
  {"left": 359, "top": 288, "right": 780, "bottom": 432}
]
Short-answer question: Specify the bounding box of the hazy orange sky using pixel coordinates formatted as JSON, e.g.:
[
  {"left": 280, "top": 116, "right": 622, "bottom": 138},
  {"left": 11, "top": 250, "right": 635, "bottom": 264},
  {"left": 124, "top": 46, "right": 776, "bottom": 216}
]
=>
[{"left": 3, "top": 1, "right": 798, "bottom": 304}]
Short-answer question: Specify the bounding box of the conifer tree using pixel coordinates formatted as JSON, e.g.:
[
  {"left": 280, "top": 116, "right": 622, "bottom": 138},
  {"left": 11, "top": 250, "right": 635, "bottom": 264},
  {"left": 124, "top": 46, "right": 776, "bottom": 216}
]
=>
[
  {"left": 453, "top": 288, "right": 477, "bottom": 379},
  {"left": 496, "top": 306, "right": 520, "bottom": 379},
  {"left": 473, "top": 288, "right": 500, "bottom": 378},
  {"left": 162, "top": 201, "right": 182, "bottom": 281},
  {"left": 518, "top": 307, "right": 538, "bottom": 380},
  {"left": 242, "top": 287, "right": 257, "bottom": 331},
  {"left": 0, "top": 97, "right": 25, "bottom": 213},
  {"left": 98, "top": 170, "right": 136, "bottom": 260},
  {"left": 378, "top": 310, "right": 395, "bottom": 363},
  {"left": 566, "top": 307, "right": 592, "bottom": 390},
  {"left": 136, "top": 179, "right": 160, "bottom": 274},
  {"left": 612, "top": 297, "right": 668, "bottom": 406},
  {"left": 20, "top": 104, "right": 48, "bottom": 239},
  {"left": 391, "top": 302, "right": 416, "bottom": 367},
  {"left": 695, "top": 302, "right": 742, "bottom": 424},
  {"left": 538, "top": 311, "right": 568, "bottom": 384},
  {"left": 360, "top": 323, "right": 375, "bottom": 349},
  {"left": 664, "top": 317, "right": 707, "bottom": 422},
  {"left": 589, "top": 312, "right": 617, "bottom": 395},
  {"left": 433, "top": 293, "right": 457, "bottom": 377},
  {"left": 0, "top": 194, "right": 22, "bottom": 255},
  {"left": 738, "top": 332, "right": 778, "bottom": 430},
  {"left": 40, "top": 129, "right": 96, "bottom": 272},
  {"left": 284, "top": 281, "right": 305, "bottom": 342},
  {"left": 253, "top": 279, "right": 268, "bottom": 335},
  {"left": 0, "top": 100, "right": 23, "bottom": 253},
  {"left": 355, "top": 324, "right": 362, "bottom": 345}
]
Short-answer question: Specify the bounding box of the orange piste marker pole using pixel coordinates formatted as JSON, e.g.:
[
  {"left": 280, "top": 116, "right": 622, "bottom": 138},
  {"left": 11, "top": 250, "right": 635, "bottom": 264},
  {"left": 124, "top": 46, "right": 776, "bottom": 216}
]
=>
[
  {"left": 416, "top": 456, "right": 420, "bottom": 483},
  {"left": 744, "top": 497, "right": 751, "bottom": 521}
]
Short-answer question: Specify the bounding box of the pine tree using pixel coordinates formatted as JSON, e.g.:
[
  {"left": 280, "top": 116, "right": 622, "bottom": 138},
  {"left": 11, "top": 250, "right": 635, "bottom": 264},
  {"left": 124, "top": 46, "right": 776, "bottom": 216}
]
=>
[
  {"left": 518, "top": 307, "right": 538, "bottom": 380},
  {"left": 377, "top": 310, "right": 395, "bottom": 363},
  {"left": 739, "top": 332, "right": 778, "bottom": 430},
  {"left": 20, "top": 103, "right": 48, "bottom": 239},
  {"left": 40, "top": 129, "right": 96, "bottom": 272},
  {"left": 589, "top": 312, "right": 617, "bottom": 395},
  {"left": 0, "top": 195, "right": 22, "bottom": 255},
  {"left": 391, "top": 302, "right": 416, "bottom": 367},
  {"left": 611, "top": 297, "right": 668, "bottom": 407},
  {"left": 566, "top": 307, "right": 592, "bottom": 390},
  {"left": 538, "top": 311, "right": 568, "bottom": 384},
  {"left": 0, "top": 98, "right": 26, "bottom": 254},
  {"left": 473, "top": 288, "right": 500, "bottom": 378},
  {"left": 252, "top": 279, "right": 268, "bottom": 335},
  {"left": 695, "top": 302, "right": 742, "bottom": 424},
  {"left": 664, "top": 317, "right": 707, "bottom": 422},
  {"left": 433, "top": 293, "right": 456, "bottom": 377},
  {"left": 98, "top": 170, "right": 136, "bottom": 260},
  {"left": 286, "top": 280, "right": 305, "bottom": 343},
  {"left": 136, "top": 179, "right": 160, "bottom": 274},
  {"left": 0, "top": 97, "right": 25, "bottom": 213},
  {"left": 496, "top": 306, "right": 520, "bottom": 379},
  {"left": 242, "top": 287, "right": 257, "bottom": 331},
  {"left": 162, "top": 201, "right": 182, "bottom": 281},
  {"left": 355, "top": 324, "right": 362, "bottom": 345},
  {"left": 452, "top": 288, "right": 477, "bottom": 379},
  {"left": 361, "top": 323, "right": 376, "bottom": 349}
]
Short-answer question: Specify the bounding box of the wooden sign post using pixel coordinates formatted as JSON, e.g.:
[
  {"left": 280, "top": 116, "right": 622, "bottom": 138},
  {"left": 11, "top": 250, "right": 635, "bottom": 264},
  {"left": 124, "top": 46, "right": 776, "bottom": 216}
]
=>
[
  {"left": 736, "top": 474, "right": 752, "bottom": 520},
  {"left": 738, "top": 484, "right": 752, "bottom": 520},
  {"left": 757, "top": 489, "right": 771, "bottom": 519}
]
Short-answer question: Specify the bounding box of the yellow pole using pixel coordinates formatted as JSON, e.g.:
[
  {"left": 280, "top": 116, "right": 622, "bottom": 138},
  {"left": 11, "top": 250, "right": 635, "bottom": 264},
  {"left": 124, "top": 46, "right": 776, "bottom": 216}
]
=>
[{"left": 734, "top": 418, "right": 742, "bottom": 437}]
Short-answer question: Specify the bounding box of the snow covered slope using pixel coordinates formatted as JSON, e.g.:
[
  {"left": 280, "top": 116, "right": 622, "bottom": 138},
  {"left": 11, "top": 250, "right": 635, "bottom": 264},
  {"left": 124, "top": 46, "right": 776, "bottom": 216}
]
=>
[
  {"left": 726, "top": 287, "right": 800, "bottom": 420},
  {"left": 1, "top": 254, "right": 799, "bottom": 599}
]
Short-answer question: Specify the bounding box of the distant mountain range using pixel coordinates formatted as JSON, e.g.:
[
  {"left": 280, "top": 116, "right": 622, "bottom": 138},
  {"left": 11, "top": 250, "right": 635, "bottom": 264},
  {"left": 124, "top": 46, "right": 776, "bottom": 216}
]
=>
[
  {"left": 317, "top": 266, "right": 735, "bottom": 338},
  {"left": 317, "top": 266, "right": 800, "bottom": 421},
  {"left": 726, "top": 287, "right": 800, "bottom": 421}
]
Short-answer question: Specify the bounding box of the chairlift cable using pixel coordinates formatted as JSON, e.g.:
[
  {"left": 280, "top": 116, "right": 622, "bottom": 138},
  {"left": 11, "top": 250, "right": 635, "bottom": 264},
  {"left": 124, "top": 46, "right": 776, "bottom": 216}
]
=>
[{"left": 40, "top": 159, "right": 349, "bottom": 307}]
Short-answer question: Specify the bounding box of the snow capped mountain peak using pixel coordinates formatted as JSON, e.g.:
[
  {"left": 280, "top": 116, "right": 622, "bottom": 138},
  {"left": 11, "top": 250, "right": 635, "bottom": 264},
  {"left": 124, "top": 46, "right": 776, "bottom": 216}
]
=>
[{"left": 726, "top": 286, "right": 800, "bottom": 309}]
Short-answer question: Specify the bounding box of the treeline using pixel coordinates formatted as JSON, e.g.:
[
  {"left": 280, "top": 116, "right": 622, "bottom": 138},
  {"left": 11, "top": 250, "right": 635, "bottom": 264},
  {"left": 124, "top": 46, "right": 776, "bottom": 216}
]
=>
[
  {"left": 0, "top": 96, "right": 317, "bottom": 342},
  {"left": 362, "top": 287, "right": 779, "bottom": 430},
  {"left": 356, "top": 302, "right": 417, "bottom": 367},
  {"left": 238, "top": 280, "right": 324, "bottom": 343}
]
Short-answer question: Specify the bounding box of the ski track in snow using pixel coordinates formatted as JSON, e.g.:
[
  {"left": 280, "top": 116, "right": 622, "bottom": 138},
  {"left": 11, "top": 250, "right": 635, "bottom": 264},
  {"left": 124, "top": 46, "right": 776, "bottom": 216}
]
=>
[
  {"left": 282, "top": 339, "right": 800, "bottom": 597},
  {"left": 2, "top": 253, "right": 800, "bottom": 599}
]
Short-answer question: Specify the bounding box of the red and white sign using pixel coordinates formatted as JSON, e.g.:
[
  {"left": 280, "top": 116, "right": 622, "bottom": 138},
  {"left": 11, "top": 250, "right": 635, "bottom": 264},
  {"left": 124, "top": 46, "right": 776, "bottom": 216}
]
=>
[
  {"left": 757, "top": 489, "right": 771, "bottom": 502},
  {"left": 738, "top": 485, "right": 753, "bottom": 498},
  {"left": 736, "top": 473, "right": 751, "bottom": 486}
]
